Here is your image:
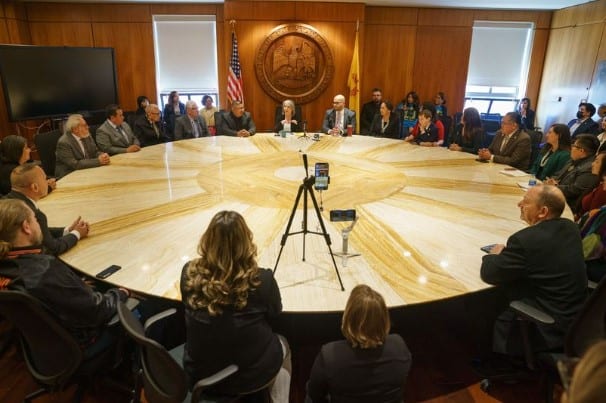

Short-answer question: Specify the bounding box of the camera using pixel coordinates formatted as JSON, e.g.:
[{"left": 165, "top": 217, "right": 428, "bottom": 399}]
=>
[{"left": 330, "top": 209, "right": 356, "bottom": 222}]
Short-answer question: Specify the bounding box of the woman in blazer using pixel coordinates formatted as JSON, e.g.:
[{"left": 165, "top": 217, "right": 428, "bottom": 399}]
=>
[
  {"left": 369, "top": 101, "right": 399, "bottom": 139},
  {"left": 530, "top": 123, "right": 571, "bottom": 180}
]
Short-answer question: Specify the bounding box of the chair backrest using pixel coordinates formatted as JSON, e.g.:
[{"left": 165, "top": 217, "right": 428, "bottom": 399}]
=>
[
  {"left": 565, "top": 277, "right": 606, "bottom": 357},
  {"left": 274, "top": 105, "right": 303, "bottom": 125},
  {"left": 527, "top": 130, "right": 544, "bottom": 171},
  {"left": 117, "top": 302, "right": 188, "bottom": 403},
  {"left": 480, "top": 112, "right": 502, "bottom": 122},
  {"left": 439, "top": 115, "right": 453, "bottom": 147},
  {"left": 214, "top": 111, "right": 225, "bottom": 135},
  {"left": 34, "top": 129, "right": 62, "bottom": 177},
  {"left": 0, "top": 290, "right": 82, "bottom": 387}
]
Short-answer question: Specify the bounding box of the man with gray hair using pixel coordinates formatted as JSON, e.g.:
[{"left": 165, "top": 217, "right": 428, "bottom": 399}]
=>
[
  {"left": 133, "top": 103, "right": 167, "bottom": 147},
  {"left": 55, "top": 114, "right": 110, "bottom": 179},
  {"left": 174, "top": 100, "right": 209, "bottom": 140},
  {"left": 481, "top": 184, "right": 587, "bottom": 355}
]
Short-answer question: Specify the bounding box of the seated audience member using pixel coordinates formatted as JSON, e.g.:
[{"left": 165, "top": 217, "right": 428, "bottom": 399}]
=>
[
  {"left": 174, "top": 100, "right": 209, "bottom": 140},
  {"left": 434, "top": 91, "right": 447, "bottom": 117},
  {"left": 200, "top": 95, "right": 218, "bottom": 135},
  {"left": 219, "top": 101, "right": 256, "bottom": 137},
  {"left": 135, "top": 95, "right": 150, "bottom": 116},
  {"left": 133, "top": 104, "right": 167, "bottom": 147},
  {"left": 578, "top": 152, "right": 606, "bottom": 217},
  {"left": 369, "top": 101, "right": 399, "bottom": 139},
  {"left": 163, "top": 90, "right": 185, "bottom": 141},
  {"left": 0, "top": 199, "right": 130, "bottom": 354},
  {"left": 274, "top": 99, "right": 301, "bottom": 133},
  {"left": 96, "top": 104, "right": 141, "bottom": 155},
  {"left": 596, "top": 117, "right": 606, "bottom": 154},
  {"left": 322, "top": 94, "right": 356, "bottom": 136},
  {"left": 306, "top": 284, "right": 411, "bottom": 403},
  {"left": 478, "top": 112, "right": 531, "bottom": 170},
  {"left": 449, "top": 107, "right": 485, "bottom": 155},
  {"left": 55, "top": 114, "right": 110, "bottom": 180},
  {"left": 599, "top": 103, "right": 606, "bottom": 120},
  {"left": 481, "top": 185, "right": 587, "bottom": 355},
  {"left": 560, "top": 340, "right": 606, "bottom": 403},
  {"left": 417, "top": 102, "right": 445, "bottom": 145},
  {"left": 404, "top": 109, "right": 438, "bottom": 146},
  {"left": 396, "top": 91, "right": 420, "bottom": 137},
  {"left": 360, "top": 88, "right": 382, "bottom": 135},
  {"left": 517, "top": 97, "right": 535, "bottom": 131},
  {"left": 529, "top": 124, "right": 572, "bottom": 181},
  {"left": 568, "top": 102, "right": 600, "bottom": 138},
  {"left": 0, "top": 135, "right": 32, "bottom": 195},
  {"left": 545, "top": 134, "right": 599, "bottom": 215},
  {"left": 6, "top": 163, "right": 88, "bottom": 256},
  {"left": 180, "top": 211, "right": 290, "bottom": 400},
  {"left": 578, "top": 205, "right": 606, "bottom": 282}
]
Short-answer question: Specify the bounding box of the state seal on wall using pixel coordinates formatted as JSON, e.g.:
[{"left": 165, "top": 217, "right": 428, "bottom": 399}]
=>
[{"left": 255, "top": 24, "right": 334, "bottom": 104}]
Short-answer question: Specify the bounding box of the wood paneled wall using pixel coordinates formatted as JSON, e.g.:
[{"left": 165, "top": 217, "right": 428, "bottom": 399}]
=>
[
  {"left": 537, "top": 0, "right": 606, "bottom": 130},
  {"left": 0, "top": 0, "right": 553, "bottom": 136}
]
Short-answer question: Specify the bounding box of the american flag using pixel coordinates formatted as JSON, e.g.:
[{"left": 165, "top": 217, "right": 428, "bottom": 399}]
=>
[{"left": 227, "top": 30, "right": 244, "bottom": 104}]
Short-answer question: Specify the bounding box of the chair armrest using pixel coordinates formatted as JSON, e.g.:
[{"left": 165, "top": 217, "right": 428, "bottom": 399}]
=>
[
  {"left": 194, "top": 364, "right": 239, "bottom": 388},
  {"left": 509, "top": 300, "right": 555, "bottom": 325},
  {"left": 144, "top": 308, "right": 177, "bottom": 334},
  {"left": 108, "top": 297, "right": 140, "bottom": 326}
]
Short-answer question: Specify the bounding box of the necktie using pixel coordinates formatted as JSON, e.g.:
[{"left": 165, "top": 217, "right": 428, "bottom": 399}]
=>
[
  {"left": 336, "top": 112, "right": 343, "bottom": 129},
  {"left": 191, "top": 119, "right": 200, "bottom": 138},
  {"left": 151, "top": 121, "right": 159, "bottom": 138},
  {"left": 117, "top": 125, "right": 129, "bottom": 143},
  {"left": 500, "top": 134, "right": 509, "bottom": 153},
  {"left": 79, "top": 139, "right": 88, "bottom": 158}
]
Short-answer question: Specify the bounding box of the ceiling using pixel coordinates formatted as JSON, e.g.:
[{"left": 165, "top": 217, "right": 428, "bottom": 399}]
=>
[{"left": 21, "top": 0, "right": 596, "bottom": 11}]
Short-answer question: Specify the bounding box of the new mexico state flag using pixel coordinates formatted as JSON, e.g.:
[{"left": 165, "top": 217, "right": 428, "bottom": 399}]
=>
[{"left": 348, "top": 27, "right": 360, "bottom": 132}]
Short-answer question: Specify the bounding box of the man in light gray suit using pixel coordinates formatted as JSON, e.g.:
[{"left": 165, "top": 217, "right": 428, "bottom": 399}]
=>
[
  {"left": 95, "top": 104, "right": 141, "bottom": 155},
  {"left": 55, "top": 114, "right": 110, "bottom": 179},
  {"left": 174, "top": 100, "right": 209, "bottom": 140},
  {"left": 322, "top": 94, "right": 356, "bottom": 135}
]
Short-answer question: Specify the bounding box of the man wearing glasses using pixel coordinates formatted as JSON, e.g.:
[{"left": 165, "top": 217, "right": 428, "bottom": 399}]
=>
[
  {"left": 133, "top": 104, "right": 167, "bottom": 147},
  {"left": 477, "top": 112, "right": 531, "bottom": 170},
  {"left": 322, "top": 94, "right": 356, "bottom": 136},
  {"left": 544, "top": 134, "right": 599, "bottom": 214}
]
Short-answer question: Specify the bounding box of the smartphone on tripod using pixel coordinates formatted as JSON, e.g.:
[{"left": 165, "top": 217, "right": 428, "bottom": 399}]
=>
[{"left": 314, "top": 162, "right": 329, "bottom": 190}]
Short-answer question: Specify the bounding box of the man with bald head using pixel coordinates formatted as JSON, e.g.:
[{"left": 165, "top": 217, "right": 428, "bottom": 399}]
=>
[
  {"left": 5, "top": 163, "right": 89, "bottom": 255},
  {"left": 322, "top": 94, "right": 356, "bottom": 136},
  {"left": 481, "top": 185, "right": 587, "bottom": 355}
]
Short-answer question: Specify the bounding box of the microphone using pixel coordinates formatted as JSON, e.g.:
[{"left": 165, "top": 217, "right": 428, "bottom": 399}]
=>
[
  {"left": 302, "top": 153, "right": 309, "bottom": 177},
  {"left": 302, "top": 120, "right": 307, "bottom": 135}
]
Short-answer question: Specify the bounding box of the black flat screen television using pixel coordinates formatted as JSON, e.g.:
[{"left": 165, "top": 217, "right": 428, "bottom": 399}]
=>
[{"left": 0, "top": 45, "right": 118, "bottom": 121}]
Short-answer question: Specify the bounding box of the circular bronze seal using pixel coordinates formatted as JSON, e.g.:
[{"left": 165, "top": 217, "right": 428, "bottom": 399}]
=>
[{"left": 255, "top": 24, "right": 334, "bottom": 105}]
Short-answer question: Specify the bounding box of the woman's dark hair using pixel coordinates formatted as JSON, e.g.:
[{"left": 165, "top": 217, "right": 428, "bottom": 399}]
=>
[
  {"left": 544, "top": 123, "right": 571, "bottom": 153},
  {"left": 382, "top": 101, "right": 393, "bottom": 112},
  {"left": 518, "top": 97, "right": 532, "bottom": 110},
  {"left": 0, "top": 135, "right": 27, "bottom": 164},
  {"left": 403, "top": 91, "right": 419, "bottom": 108},
  {"left": 169, "top": 91, "right": 179, "bottom": 104},
  {"left": 461, "top": 107, "right": 482, "bottom": 141},
  {"left": 137, "top": 95, "right": 149, "bottom": 108},
  {"left": 202, "top": 95, "right": 213, "bottom": 105},
  {"left": 597, "top": 152, "right": 606, "bottom": 181},
  {"left": 436, "top": 91, "right": 446, "bottom": 104}
]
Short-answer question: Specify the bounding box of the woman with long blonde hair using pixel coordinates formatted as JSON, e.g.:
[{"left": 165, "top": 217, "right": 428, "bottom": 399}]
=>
[{"left": 181, "top": 210, "right": 290, "bottom": 401}]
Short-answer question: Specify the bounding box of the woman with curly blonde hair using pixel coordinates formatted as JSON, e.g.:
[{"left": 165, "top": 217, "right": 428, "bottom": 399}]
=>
[{"left": 181, "top": 210, "right": 290, "bottom": 401}]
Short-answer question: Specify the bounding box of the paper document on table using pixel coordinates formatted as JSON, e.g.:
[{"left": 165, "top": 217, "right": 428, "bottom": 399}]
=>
[{"left": 500, "top": 169, "right": 529, "bottom": 177}]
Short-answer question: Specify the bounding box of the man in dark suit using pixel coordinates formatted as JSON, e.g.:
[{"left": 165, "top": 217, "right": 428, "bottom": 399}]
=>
[
  {"left": 478, "top": 112, "right": 531, "bottom": 170},
  {"left": 5, "top": 163, "right": 89, "bottom": 256},
  {"left": 568, "top": 102, "right": 600, "bottom": 138},
  {"left": 95, "top": 104, "right": 141, "bottom": 155},
  {"left": 174, "top": 100, "right": 209, "bottom": 140},
  {"left": 481, "top": 185, "right": 587, "bottom": 355},
  {"left": 55, "top": 114, "right": 110, "bottom": 180},
  {"left": 133, "top": 103, "right": 167, "bottom": 147},
  {"left": 360, "top": 88, "right": 382, "bottom": 135},
  {"left": 322, "top": 94, "right": 356, "bottom": 136},
  {"left": 219, "top": 101, "right": 256, "bottom": 137}
]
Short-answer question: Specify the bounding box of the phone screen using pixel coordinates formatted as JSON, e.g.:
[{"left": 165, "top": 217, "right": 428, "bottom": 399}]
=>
[{"left": 314, "top": 162, "right": 329, "bottom": 190}]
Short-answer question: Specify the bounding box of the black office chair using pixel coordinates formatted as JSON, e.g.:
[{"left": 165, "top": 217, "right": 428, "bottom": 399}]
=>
[
  {"left": 214, "top": 111, "right": 225, "bottom": 136},
  {"left": 0, "top": 290, "right": 121, "bottom": 402},
  {"left": 480, "top": 278, "right": 606, "bottom": 402},
  {"left": 438, "top": 115, "right": 453, "bottom": 147},
  {"left": 526, "top": 129, "right": 544, "bottom": 172},
  {"left": 34, "top": 129, "right": 62, "bottom": 177},
  {"left": 117, "top": 302, "right": 239, "bottom": 403}
]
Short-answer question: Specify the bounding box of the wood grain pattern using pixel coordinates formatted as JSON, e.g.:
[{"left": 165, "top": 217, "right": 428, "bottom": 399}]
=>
[
  {"left": 525, "top": 27, "right": 550, "bottom": 114},
  {"left": 417, "top": 8, "right": 474, "bottom": 27},
  {"left": 364, "top": 6, "right": 418, "bottom": 25},
  {"left": 551, "top": 0, "right": 606, "bottom": 28},
  {"left": 29, "top": 22, "right": 93, "bottom": 46}
]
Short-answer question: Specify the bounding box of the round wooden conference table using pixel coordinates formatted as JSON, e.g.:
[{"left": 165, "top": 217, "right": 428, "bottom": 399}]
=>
[{"left": 40, "top": 133, "right": 535, "bottom": 312}]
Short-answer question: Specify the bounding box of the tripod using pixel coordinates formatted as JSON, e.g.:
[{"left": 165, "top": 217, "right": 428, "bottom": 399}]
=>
[{"left": 273, "top": 154, "right": 345, "bottom": 291}]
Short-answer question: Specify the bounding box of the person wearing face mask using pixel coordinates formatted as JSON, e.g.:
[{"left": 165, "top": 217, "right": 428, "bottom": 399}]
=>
[
  {"left": 568, "top": 103, "right": 600, "bottom": 139},
  {"left": 55, "top": 114, "right": 110, "bottom": 180}
]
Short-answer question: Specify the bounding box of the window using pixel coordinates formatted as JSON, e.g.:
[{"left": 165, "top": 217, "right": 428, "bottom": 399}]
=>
[
  {"left": 153, "top": 15, "right": 219, "bottom": 108},
  {"left": 464, "top": 21, "right": 534, "bottom": 114}
]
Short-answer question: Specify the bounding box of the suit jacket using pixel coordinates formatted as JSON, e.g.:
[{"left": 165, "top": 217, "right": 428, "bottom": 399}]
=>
[
  {"left": 519, "top": 108, "right": 535, "bottom": 131},
  {"left": 322, "top": 108, "right": 356, "bottom": 134},
  {"left": 219, "top": 112, "right": 256, "bottom": 136},
  {"left": 95, "top": 120, "right": 139, "bottom": 155},
  {"left": 174, "top": 115, "right": 209, "bottom": 140},
  {"left": 360, "top": 101, "right": 380, "bottom": 134},
  {"left": 568, "top": 118, "right": 600, "bottom": 138},
  {"left": 555, "top": 155, "right": 599, "bottom": 214},
  {"left": 273, "top": 116, "right": 301, "bottom": 133},
  {"left": 481, "top": 218, "right": 587, "bottom": 354},
  {"left": 529, "top": 148, "right": 571, "bottom": 181},
  {"left": 162, "top": 102, "right": 186, "bottom": 140},
  {"left": 487, "top": 129, "right": 532, "bottom": 170},
  {"left": 4, "top": 191, "right": 77, "bottom": 256},
  {"left": 369, "top": 113, "right": 399, "bottom": 139},
  {"left": 133, "top": 115, "right": 167, "bottom": 147},
  {"left": 55, "top": 133, "right": 102, "bottom": 180}
]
